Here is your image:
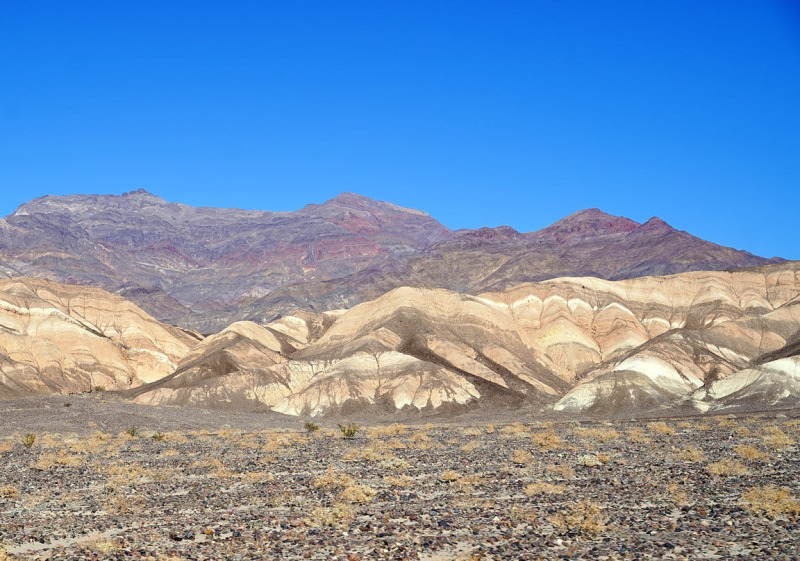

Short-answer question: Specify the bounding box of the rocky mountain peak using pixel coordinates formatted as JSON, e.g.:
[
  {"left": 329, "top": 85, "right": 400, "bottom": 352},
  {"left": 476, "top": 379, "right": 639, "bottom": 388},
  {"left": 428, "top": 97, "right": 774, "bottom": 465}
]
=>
[
  {"left": 319, "top": 192, "right": 433, "bottom": 218},
  {"left": 535, "top": 208, "right": 639, "bottom": 244},
  {"left": 459, "top": 225, "right": 522, "bottom": 241},
  {"left": 639, "top": 216, "right": 674, "bottom": 231}
]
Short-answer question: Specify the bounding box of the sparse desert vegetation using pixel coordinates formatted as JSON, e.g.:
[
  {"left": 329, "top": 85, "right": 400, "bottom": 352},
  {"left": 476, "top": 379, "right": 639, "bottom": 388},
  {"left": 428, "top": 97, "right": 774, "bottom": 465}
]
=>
[{"left": 0, "top": 399, "right": 799, "bottom": 559}]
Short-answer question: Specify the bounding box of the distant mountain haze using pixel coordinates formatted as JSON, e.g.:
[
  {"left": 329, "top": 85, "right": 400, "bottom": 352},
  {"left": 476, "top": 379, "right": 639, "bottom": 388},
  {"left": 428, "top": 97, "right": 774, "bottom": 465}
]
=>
[{"left": 0, "top": 190, "right": 781, "bottom": 333}]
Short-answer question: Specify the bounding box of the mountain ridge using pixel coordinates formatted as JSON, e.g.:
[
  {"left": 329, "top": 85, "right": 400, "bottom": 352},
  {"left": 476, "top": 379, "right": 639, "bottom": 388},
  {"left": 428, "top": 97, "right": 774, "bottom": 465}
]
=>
[{"left": 0, "top": 190, "right": 781, "bottom": 333}]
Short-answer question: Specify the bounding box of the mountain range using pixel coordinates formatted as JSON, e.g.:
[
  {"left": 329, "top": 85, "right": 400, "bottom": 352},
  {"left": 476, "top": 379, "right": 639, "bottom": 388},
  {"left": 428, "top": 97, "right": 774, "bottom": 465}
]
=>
[
  {"left": 0, "top": 190, "right": 796, "bottom": 418},
  {"left": 0, "top": 190, "right": 780, "bottom": 333}
]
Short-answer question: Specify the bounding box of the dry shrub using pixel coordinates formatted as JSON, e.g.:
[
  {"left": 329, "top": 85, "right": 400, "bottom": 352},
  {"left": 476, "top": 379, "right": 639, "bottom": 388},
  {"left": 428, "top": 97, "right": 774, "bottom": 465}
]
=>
[
  {"left": 439, "top": 469, "right": 461, "bottom": 483},
  {"left": 547, "top": 463, "right": 576, "bottom": 480},
  {"left": 677, "top": 421, "right": 693, "bottom": 429},
  {"left": 574, "top": 427, "right": 619, "bottom": 443},
  {"left": 0, "top": 485, "right": 20, "bottom": 499},
  {"left": 577, "top": 454, "right": 604, "bottom": 467},
  {"left": 626, "top": 428, "right": 652, "bottom": 444},
  {"left": 647, "top": 422, "right": 675, "bottom": 436},
  {"left": 34, "top": 452, "right": 83, "bottom": 470},
  {"left": 525, "top": 482, "right": 565, "bottom": 496},
  {"left": 69, "top": 431, "right": 112, "bottom": 454},
  {"left": 163, "top": 431, "right": 189, "bottom": 444},
  {"left": 105, "top": 489, "right": 142, "bottom": 515},
  {"left": 453, "top": 473, "right": 481, "bottom": 492},
  {"left": 666, "top": 483, "right": 691, "bottom": 507},
  {"left": 462, "top": 427, "right": 483, "bottom": 437},
  {"left": 379, "top": 457, "right": 409, "bottom": 470},
  {"left": 500, "top": 422, "right": 530, "bottom": 438},
  {"left": 409, "top": 431, "right": 431, "bottom": 450},
  {"left": 384, "top": 474, "right": 413, "bottom": 488},
  {"left": 241, "top": 471, "right": 274, "bottom": 484},
  {"left": 307, "top": 502, "right": 354, "bottom": 527},
  {"left": 510, "top": 507, "right": 538, "bottom": 522},
  {"left": 189, "top": 457, "right": 233, "bottom": 479},
  {"left": 511, "top": 449, "right": 534, "bottom": 466},
  {"left": 386, "top": 438, "right": 407, "bottom": 450},
  {"left": 734, "top": 445, "right": 767, "bottom": 462},
  {"left": 340, "top": 484, "right": 376, "bottom": 504},
  {"left": 742, "top": 486, "right": 800, "bottom": 518},
  {"left": 264, "top": 431, "right": 308, "bottom": 452},
  {"left": 235, "top": 433, "right": 262, "bottom": 449},
  {"left": 341, "top": 444, "right": 390, "bottom": 462},
  {"left": 675, "top": 447, "right": 705, "bottom": 462},
  {"left": 706, "top": 459, "right": 749, "bottom": 477},
  {"left": 484, "top": 424, "right": 496, "bottom": 434},
  {"left": 551, "top": 500, "right": 607, "bottom": 535},
  {"left": 762, "top": 426, "right": 795, "bottom": 448},
  {"left": 367, "top": 423, "right": 407, "bottom": 438},
  {"left": 461, "top": 440, "right": 480, "bottom": 453},
  {"left": 88, "top": 540, "right": 120, "bottom": 554},
  {"left": 532, "top": 430, "right": 562, "bottom": 450},
  {"left": 313, "top": 467, "right": 354, "bottom": 490},
  {"left": 712, "top": 415, "right": 737, "bottom": 427}
]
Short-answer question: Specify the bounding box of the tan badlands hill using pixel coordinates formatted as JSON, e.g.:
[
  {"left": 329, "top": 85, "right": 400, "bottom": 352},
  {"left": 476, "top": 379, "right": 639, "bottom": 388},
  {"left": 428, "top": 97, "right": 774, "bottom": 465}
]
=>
[
  {"left": 0, "top": 278, "right": 200, "bottom": 397},
  {"left": 125, "top": 262, "right": 800, "bottom": 417},
  {"left": 1, "top": 267, "right": 798, "bottom": 417}
]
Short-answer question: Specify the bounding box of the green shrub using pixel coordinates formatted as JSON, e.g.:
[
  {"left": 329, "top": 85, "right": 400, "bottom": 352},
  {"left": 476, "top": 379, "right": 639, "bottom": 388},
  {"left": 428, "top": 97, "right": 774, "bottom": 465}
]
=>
[
  {"left": 338, "top": 423, "right": 360, "bottom": 439},
  {"left": 21, "top": 433, "right": 36, "bottom": 448}
]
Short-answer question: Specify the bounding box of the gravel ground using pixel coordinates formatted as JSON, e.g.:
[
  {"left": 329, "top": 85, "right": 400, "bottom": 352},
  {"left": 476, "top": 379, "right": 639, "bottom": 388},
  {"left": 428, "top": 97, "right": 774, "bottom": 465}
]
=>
[{"left": 1, "top": 397, "right": 799, "bottom": 560}]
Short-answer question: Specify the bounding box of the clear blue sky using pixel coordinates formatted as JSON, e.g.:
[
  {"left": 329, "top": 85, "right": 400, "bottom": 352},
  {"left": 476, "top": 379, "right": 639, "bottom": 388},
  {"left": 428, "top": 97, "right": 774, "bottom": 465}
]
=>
[{"left": 1, "top": 1, "right": 798, "bottom": 258}]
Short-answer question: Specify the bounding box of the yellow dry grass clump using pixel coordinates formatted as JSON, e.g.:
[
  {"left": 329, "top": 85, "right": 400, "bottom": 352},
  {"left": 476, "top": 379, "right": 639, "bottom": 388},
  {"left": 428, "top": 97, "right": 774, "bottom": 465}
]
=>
[
  {"left": 574, "top": 426, "right": 620, "bottom": 443},
  {"left": 742, "top": 486, "right": 800, "bottom": 518},
  {"left": 762, "top": 426, "right": 795, "bottom": 448},
  {"left": 706, "top": 459, "right": 749, "bottom": 477},
  {"left": 531, "top": 430, "right": 562, "bottom": 450},
  {"left": 666, "top": 483, "right": 692, "bottom": 507},
  {"left": 647, "top": 421, "right": 675, "bottom": 436},
  {"left": 547, "top": 463, "right": 576, "bottom": 480},
  {"left": 675, "top": 447, "right": 705, "bottom": 462},
  {"left": 384, "top": 474, "right": 413, "bottom": 488},
  {"left": 367, "top": 423, "right": 407, "bottom": 438},
  {"left": 734, "top": 445, "right": 767, "bottom": 461},
  {"left": 525, "top": 482, "right": 565, "bottom": 496},
  {"left": 500, "top": 422, "right": 530, "bottom": 439},
  {"left": 551, "top": 500, "right": 608, "bottom": 535},
  {"left": 0, "top": 485, "right": 20, "bottom": 499},
  {"left": 626, "top": 428, "right": 652, "bottom": 444},
  {"left": 439, "top": 469, "right": 461, "bottom": 483},
  {"left": 340, "top": 484, "right": 376, "bottom": 504},
  {"left": 313, "top": 467, "right": 354, "bottom": 490},
  {"left": 306, "top": 502, "right": 354, "bottom": 527},
  {"left": 511, "top": 449, "right": 534, "bottom": 466}
]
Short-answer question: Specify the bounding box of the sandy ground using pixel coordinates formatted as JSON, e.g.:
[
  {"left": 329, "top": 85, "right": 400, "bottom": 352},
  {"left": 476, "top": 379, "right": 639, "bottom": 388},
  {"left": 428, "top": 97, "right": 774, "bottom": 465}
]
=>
[{"left": 1, "top": 397, "right": 799, "bottom": 560}]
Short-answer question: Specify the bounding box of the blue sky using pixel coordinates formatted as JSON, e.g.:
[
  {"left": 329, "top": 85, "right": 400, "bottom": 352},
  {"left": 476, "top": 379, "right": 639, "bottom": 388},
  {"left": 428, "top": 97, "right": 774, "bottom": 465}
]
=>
[{"left": 1, "top": 1, "right": 798, "bottom": 259}]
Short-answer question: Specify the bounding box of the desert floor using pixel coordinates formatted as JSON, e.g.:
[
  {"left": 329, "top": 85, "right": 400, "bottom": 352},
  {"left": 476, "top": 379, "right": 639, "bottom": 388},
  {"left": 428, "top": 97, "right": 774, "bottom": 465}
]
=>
[{"left": 1, "top": 396, "right": 799, "bottom": 560}]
